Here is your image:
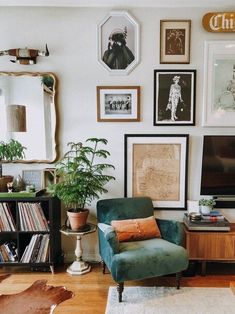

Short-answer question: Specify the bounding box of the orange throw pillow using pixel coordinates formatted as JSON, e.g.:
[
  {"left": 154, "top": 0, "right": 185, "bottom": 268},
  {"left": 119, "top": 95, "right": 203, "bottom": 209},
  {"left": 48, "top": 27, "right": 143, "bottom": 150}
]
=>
[{"left": 111, "top": 216, "right": 161, "bottom": 242}]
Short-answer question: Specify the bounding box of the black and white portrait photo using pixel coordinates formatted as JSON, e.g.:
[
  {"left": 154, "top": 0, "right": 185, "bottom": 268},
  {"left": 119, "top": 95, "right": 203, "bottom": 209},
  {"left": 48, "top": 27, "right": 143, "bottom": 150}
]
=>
[
  {"left": 97, "top": 86, "right": 140, "bottom": 122},
  {"left": 154, "top": 70, "right": 196, "bottom": 126},
  {"left": 104, "top": 93, "right": 132, "bottom": 115},
  {"left": 98, "top": 11, "right": 140, "bottom": 75}
]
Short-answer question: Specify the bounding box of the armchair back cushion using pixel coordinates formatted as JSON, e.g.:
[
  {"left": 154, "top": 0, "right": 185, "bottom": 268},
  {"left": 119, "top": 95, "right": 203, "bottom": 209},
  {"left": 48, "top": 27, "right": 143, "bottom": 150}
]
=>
[{"left": 97, "top": 197, "right": 154, "bottom": 225}]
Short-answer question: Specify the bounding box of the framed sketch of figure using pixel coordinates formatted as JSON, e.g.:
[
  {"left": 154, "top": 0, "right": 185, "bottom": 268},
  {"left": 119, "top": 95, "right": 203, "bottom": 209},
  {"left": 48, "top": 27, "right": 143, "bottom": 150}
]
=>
[
  {"left": 202, "top": 41, "right": 235, "bottom": 127},
  {"left": 154, "top": 69, "right": 196, "bottom": 126},
  {"left": 160, "top": 20, "right": 191, "bottom": 64},
  {"left": 97, "top": 11, "right": 140, "bottom": 75}
]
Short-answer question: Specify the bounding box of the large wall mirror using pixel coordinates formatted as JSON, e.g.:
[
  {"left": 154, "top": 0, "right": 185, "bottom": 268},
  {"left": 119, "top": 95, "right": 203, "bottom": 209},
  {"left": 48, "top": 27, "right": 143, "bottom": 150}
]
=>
[{"left": 0, "top": 72, "right": 58, "bottom": 163}]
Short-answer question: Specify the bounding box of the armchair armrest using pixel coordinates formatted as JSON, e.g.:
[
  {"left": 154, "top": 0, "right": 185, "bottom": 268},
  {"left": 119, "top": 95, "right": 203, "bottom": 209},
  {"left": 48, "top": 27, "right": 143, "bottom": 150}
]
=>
[
  {"left": 98, "top": 223, "right": 119, "bottom": 255},
  {"left": 156, "top": 218, "right": 185, "bottom": 246}
]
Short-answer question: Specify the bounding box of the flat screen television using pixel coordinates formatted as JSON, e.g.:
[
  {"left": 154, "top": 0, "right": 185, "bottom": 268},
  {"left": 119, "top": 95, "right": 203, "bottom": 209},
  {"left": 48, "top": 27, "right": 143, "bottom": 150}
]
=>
[{"left": 200, "top": 135, "right": 235, "bottom": 196}]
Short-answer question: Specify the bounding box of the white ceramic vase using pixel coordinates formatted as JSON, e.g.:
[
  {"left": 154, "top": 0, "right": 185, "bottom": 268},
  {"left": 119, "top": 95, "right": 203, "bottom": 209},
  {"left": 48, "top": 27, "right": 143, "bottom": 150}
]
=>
[{"left": 200, "top": 205, "right": 211, "bottom": 215}]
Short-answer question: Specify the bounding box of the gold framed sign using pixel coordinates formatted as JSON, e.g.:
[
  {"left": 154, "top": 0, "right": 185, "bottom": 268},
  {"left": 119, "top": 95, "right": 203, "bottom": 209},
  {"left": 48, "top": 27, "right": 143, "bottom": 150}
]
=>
[
  {"left": 202, "top": 12, "right": 235, "bottom": 33},
  {"left": 124, "top": 134, "right": 189, "bottom": 210}
]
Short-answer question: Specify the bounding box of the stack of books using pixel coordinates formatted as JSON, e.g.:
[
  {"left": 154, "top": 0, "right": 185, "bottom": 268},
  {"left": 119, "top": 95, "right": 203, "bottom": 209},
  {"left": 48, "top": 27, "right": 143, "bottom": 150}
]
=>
[
  {"left": 20, "top": 234, "right": 50, "bottom": 263},
  {"left": 201, "top": 210, "right": 225, "bottom": 222},
  {"left": 18, "top": 202, "right": 49, "bottom": 231},
  {"left": 184, "top": 211, "right": 230, "bottom": 231},
  {"left": 0, "top": 203, "right": 16, "bottom": 231},
  {"left": 0, "top": 241, "right": 18, "bottom": 262}
]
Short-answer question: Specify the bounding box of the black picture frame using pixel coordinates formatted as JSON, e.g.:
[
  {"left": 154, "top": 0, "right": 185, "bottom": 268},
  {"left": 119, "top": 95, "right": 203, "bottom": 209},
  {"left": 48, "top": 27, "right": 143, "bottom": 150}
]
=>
[
  {"left": 153, "top": 69, "right": 196, "bottom": 126},
  {"left": 124, "top": 134, "right": 189, "bottom": 210}
]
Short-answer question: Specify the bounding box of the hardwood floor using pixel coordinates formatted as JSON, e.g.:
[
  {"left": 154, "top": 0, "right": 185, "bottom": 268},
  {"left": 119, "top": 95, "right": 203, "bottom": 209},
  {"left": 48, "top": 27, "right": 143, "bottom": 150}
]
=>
[{"left": 0, "top": 262, "right": 234, "bottom": 313}]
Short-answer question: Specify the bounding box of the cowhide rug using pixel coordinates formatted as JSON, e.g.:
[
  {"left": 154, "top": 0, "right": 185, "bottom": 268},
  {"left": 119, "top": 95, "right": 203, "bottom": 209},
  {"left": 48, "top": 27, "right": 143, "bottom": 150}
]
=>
[{"left": 0, "top": 274, "right": 74, "bottom": 314}]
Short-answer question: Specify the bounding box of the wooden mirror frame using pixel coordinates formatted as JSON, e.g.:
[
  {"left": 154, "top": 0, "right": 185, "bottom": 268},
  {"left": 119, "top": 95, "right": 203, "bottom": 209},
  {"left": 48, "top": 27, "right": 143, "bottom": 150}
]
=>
[{"left": 0, "top": 71, "right": 59, "bottom": 163}]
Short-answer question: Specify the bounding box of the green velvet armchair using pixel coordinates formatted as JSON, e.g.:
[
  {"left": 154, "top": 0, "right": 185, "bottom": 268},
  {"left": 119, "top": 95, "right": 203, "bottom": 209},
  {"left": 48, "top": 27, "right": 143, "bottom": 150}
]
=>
[{"left": 97, "top": 197, "right": 188, "bottom": 302}]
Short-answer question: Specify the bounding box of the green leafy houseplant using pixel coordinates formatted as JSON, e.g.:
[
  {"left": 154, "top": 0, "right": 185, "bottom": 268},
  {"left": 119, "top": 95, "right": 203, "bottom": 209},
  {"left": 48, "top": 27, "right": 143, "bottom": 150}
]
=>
[
  {"left": 50, "top": 138, "right": 115, "bottom": 230},
  {"left": 199, "top": 198, "right": 216, "bottom": 209},
  {"left": 0, "top": 139, "right": 26, "bottom": 191}
]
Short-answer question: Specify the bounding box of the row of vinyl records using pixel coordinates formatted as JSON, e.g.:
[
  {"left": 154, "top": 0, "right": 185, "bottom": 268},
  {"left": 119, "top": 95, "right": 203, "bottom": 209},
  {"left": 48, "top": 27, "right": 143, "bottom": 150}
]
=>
[
  {"left": 0, "top": 234, "right": 50, "bottom": 263},
  {"left": 0, "top": 202, "right": 49, "bottom": 232},
  {"left": 0, "top": 203, "right": 16, "bottom": 231}
]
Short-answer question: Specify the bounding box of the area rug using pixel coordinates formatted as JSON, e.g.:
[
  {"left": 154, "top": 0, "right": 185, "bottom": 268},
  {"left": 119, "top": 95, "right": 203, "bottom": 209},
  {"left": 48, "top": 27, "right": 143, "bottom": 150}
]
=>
[
  {"left": 106, "top": 286, "right": 235, "bottom": 314},
  {"left": 0, "top": 275, "right": 74, "bottom": 314}
]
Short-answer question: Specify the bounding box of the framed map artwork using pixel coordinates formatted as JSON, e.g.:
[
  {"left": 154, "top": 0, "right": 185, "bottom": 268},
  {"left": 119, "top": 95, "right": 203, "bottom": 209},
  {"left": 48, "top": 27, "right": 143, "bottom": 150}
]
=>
[{"left": 124, "top": 134, "right": 189, "bottom": 210}]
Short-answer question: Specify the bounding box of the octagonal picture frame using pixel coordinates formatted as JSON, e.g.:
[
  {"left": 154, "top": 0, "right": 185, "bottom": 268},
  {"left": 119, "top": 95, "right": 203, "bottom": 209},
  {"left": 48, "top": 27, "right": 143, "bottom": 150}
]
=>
[{"left": 97, "top": 10, "right": 140, "bottom": 76}]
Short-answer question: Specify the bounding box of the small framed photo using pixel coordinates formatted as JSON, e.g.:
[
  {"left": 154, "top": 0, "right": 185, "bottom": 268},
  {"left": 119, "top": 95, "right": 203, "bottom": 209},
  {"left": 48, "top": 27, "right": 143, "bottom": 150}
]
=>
[
  {"left": 202, "top": 41, "right": 235, "bottom": 127},
  {"left": 154, "top": 69, "right": 196, "bottom": 126},
  {"left": 97, "top": 86, "right": 140, "bottom": 122},
  {"left": 22, "top": 170, "right": 43, "bottom": 190},
  {"left": 97, "top": 10, "right": 140, "bottom": 75},
  {"left": 160, "top": 20, "right": 191, "bottom": 64},
  {"left": 124, "top": 134, "right": 189, "bottom": 210}
]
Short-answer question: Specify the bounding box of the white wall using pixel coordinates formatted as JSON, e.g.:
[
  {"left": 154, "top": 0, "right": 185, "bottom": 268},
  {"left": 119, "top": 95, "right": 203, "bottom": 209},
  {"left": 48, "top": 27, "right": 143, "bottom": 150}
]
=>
[{"left": 1, "top": 6, "right": 235, "bottom": 260}]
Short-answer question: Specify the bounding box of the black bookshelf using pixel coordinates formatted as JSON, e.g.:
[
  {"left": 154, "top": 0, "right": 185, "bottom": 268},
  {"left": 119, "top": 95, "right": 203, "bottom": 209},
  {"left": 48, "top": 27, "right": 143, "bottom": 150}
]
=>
[{"left": 0, "top": 195, "right": 61, "bottom": 273}]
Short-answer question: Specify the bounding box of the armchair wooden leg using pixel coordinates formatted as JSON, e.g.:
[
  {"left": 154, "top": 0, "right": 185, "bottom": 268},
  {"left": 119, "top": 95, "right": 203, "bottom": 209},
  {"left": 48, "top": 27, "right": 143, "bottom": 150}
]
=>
[
  {"left": 117, "top": 282, "right": 124, "bottom": 302},
  {"left": 101, "top": 260, "right": 106, "bottom": 274},
  {"left": 176, "top": 272, "right": 182, "bottom": 289}
]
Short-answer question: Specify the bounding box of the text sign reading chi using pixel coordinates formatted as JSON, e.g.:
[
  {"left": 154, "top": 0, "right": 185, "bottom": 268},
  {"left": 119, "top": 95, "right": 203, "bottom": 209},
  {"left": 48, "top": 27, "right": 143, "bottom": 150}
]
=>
[{"left": 202, "top": 12, "right": 235, "bottom": 32}]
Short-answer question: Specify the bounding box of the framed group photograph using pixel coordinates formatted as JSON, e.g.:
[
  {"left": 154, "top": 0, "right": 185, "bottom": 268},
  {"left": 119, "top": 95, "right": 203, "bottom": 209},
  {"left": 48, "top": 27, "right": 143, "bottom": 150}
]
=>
[
  {"left": 202, "top": 41, "right": 235, "bottom": 127},
  {"left": 97, "top": 86, "right": 140, "bottom": 122},
  {"left": 97, "top": 10, "right": 140, "bottom": 75},
  {"left": 160, "top": 20, "right": 191, "bottom": 64},
  {"left": 124, "top": 134, "right": 189, "bottom": 210},
  {"left": 154, "top": 69, "right": 196, "bottom": 126}
]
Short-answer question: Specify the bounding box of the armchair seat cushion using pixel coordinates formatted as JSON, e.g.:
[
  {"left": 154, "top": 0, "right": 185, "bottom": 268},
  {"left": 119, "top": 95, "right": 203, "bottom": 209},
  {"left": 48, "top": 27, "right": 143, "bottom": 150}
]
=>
[{"left": 111, "top": 238, "right": 188, "bottom": 282}]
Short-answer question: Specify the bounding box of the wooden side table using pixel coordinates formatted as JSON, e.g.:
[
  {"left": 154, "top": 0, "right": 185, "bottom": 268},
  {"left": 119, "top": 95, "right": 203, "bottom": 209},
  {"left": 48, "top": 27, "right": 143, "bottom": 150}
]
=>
[
  {"left": 60, "top": 223, "right": 97, "bottom": 275},
  {"left": 184, "top": 223, "right": 235, "bottom": 275}
]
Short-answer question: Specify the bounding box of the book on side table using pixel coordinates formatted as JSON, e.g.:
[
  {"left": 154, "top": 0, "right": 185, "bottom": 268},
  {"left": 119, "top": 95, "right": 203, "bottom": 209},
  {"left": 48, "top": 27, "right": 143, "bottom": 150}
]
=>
[{"left": 183, "top": 212, "right": 231, "bottom": 231}]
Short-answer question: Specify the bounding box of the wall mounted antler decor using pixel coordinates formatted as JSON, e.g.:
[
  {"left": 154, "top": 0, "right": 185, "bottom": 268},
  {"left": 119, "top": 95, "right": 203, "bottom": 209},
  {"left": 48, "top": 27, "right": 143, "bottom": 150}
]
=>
[{"left": 0, "top": 44, "right": 49, "bottom": 64}]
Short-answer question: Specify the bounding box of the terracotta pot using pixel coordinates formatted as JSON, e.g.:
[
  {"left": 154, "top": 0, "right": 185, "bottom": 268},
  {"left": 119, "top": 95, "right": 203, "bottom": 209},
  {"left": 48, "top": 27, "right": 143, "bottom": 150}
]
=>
[
  {"left": 67, "top": 208, "right": 89, "bottom": 231},
  {"left": 0, "top": 176, "right": 14, "bottom": 192}
]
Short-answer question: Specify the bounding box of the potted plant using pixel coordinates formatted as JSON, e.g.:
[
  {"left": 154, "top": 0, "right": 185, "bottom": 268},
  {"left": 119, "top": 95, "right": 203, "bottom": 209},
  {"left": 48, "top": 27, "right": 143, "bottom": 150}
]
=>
[
  {"left": 199, "top": 198, "right": 216, "bottom": 215},
  {"left": 0, "top": 139, "right": 26, "bottom": 192},
  {"left": 50, "top": 138, "right": 115, "bottom": 231}
]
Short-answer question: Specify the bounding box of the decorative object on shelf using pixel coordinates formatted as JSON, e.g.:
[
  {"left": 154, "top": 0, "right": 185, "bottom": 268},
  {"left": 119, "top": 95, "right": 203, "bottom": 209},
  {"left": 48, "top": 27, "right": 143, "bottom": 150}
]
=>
[
  {"left": 188, "top": 212, "right": 202, "bottom": 222},
  {"left": 202, "top": 12, "right": 235, "bottom": 33},
  {"left": 160, "top": 20, "right": 191, "bottom": 64},
  {"left": 97, "top": 86, "right": 140, "bottom": 122},
  {"left": 0, "top": 71, "right": 58, "bottom": 163},
  {"left": 124, "top": 134, "right": 189, "bottom": 210},
  {"left": 97, "top": 10, "right": 140, "bottom": 75},
  {"left": 60, "top": 223, "right": 97, "bottom": 275},
  {"left": 13, "top": 174, "right": 25, "bottom": 192},
  {"left": 202, "top": 41, "right": 235, "bottom": 127},
  {"left": 0, "top": 139, "right": 26, "bottom": 192},
  {"left": 0, "top": 44, "right": 49, "bottom": 64},
  {"left": 22, "top": 170, "right": 43, "bottom": 190},
  {"left": 50, "top": 138, "right": 115, "bottom": 231},
  {"left": 154, "top": 69, "right": 196, "bottom": 125},
  {"left": 43, "top": 168, "right": 58, "bottom": 190},
  {"left": 199, "top": 198, "right": 216, "bottom": 215}
]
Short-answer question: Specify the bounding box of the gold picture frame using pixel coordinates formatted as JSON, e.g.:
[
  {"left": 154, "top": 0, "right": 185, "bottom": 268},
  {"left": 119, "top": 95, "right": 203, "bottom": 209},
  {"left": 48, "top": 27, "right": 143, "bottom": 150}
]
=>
[
  {"left": 97, "top": 86, "right": 140, "bottom": 122},
  {"left": 160, "top": 20, "right": 191, "bottom": 64}
]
